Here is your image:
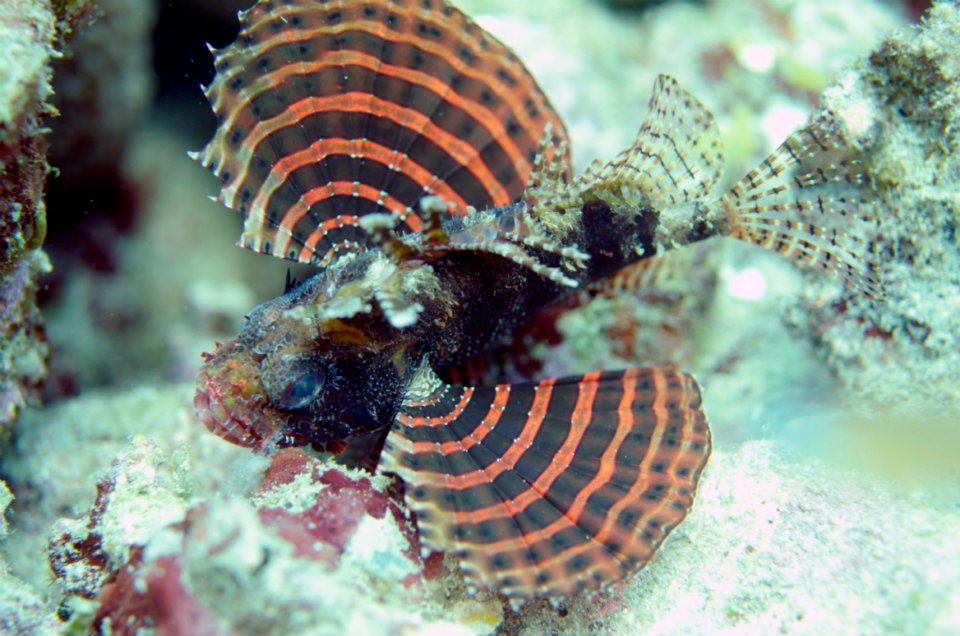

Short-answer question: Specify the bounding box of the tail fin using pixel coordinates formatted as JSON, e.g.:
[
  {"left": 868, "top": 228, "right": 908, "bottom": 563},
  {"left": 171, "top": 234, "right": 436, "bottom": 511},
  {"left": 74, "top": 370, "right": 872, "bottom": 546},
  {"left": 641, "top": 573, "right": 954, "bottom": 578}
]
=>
[
  {"left": 721, "top": 120, "right": 883, "bottom": 297},
  {"left": 381, "top": 366, "right": 710, "bottom": 600}
]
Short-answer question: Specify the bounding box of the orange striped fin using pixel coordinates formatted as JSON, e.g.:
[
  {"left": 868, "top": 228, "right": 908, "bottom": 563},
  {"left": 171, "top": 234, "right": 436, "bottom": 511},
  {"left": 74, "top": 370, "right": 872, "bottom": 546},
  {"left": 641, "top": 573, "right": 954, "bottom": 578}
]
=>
[
  {"left": 589, "top": 256, "right": 672, "bottom": 296},
  {"left": 580, "top": 75, "right": 724, "bottom": 209},
  {"left": 196, "top": 0, "right": 570, "bottom": 268},
  {"left": 721, "top": 119, "right": 882, "bottom": 296},
  {"left": 381, "top": 366, "right": 711, "bottom": 599}
]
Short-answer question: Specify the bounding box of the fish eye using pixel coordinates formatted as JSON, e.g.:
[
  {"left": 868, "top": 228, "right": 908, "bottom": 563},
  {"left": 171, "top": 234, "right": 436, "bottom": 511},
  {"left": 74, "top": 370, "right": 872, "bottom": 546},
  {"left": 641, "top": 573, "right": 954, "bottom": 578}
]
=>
[
  {"left": 278, "top": 369, "right": 325, "bottom": 409},
  {"left": 261, "top": 352, "right": 330, "bottom": 411}
]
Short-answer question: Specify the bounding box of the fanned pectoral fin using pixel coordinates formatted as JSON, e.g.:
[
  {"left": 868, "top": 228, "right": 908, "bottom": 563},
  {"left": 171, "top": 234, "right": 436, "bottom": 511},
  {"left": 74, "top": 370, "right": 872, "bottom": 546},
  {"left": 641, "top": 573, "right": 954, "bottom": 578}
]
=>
[
  {"left": 197, "top": 0, "right": 570, "bottom": 271},
  {"left": 721, "top": 119, "right": 883, "bottom": 297},
  {"left": 380, "top": 367, "right": 711, "bottom": 599}
]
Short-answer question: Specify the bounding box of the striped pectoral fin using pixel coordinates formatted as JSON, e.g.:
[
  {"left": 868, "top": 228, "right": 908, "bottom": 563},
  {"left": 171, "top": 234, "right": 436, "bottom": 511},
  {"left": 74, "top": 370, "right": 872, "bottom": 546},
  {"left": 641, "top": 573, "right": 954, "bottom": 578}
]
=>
[
  {"left": 198, "top": 0, "right": 570, "bottom": 270},
  {"left": 380, "top": 367, "right": 711, "bottom": 599},
  {"left": 579, "top": 75, "right": 725, "bottom": 210},
  {"left": 721, "top": 119, "right": 883, "bottom": 297}
]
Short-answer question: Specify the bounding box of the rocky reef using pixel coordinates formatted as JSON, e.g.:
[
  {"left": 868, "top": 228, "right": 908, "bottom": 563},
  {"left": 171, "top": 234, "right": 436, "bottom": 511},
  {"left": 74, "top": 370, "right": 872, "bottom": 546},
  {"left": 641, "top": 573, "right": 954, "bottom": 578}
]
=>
[
  {"left": 787, "top": 3, "right": 960, "bottom": 415},
  {"left": 0, "top": 0, "right": 55, "bottom": 435},
  {"left": 51, "top": 441, "right": 449, "bottom": 635},
  {"left": 39, "top": 0, "right": 157, "bottom": 399}
]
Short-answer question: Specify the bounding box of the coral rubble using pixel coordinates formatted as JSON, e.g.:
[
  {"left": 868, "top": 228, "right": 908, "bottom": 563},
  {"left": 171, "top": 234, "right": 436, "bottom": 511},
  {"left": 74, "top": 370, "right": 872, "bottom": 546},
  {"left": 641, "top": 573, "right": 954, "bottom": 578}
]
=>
[{"left": 47, "top": 435, "right": 498, "bottom": 636}]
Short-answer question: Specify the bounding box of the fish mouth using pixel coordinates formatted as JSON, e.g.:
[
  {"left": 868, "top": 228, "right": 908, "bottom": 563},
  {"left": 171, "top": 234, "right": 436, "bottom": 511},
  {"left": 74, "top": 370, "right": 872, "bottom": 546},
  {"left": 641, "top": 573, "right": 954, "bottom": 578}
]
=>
[
  {"left": 194, "top": 369, "right": 266, "bottom": 449},
  {"left": 193, "top": 338, "right": 349, "bottom": 452}
]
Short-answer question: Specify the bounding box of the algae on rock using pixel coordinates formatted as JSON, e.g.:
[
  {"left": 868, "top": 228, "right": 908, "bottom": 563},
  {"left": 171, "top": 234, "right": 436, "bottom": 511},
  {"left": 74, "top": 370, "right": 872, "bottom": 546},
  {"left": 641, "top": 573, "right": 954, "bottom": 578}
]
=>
[
  {"left": 0, "top": 0, "right": 57, "bottom": 433},
  {"left": 785, "top": 2, "right": 960, "bottom": 416}
]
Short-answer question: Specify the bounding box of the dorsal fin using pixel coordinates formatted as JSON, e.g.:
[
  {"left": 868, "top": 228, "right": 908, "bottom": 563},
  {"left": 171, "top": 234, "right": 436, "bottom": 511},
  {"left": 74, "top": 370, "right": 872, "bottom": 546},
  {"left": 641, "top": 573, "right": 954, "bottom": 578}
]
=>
[
  {"left": 196, "top": 0, "right": 570, "bottom": 269},
  {"left": 381, "top": 366, "right": 710, "bottom": 599},
  {"left": 580, "top": 74, "right": 725, "bottom": 209}
]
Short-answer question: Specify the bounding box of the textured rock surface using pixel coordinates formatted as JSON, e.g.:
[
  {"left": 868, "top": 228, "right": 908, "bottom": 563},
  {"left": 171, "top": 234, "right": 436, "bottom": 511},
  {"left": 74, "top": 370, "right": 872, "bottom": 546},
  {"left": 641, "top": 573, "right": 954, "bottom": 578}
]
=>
[
  {"left": 785, "top": 4, "right": 960, "bottom": 418},
  {"left": 0, "top": 0, "right": 56, "bottom": 433},
  {"left": 5, "top": 384, "right": 958, "bottom": 634},
  {"left": 0, "top": 252, "right": 49, "bottom": 431}
]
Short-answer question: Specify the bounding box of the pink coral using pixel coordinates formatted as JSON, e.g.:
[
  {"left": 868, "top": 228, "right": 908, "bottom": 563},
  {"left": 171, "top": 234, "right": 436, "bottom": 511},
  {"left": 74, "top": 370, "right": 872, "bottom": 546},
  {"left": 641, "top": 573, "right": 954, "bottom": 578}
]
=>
[
  {"left": 93, "top": 549, "right": 231, "bottom": 636},
  {"left": 56, "top": 449, "right": 438, "bottom": 633},
  {"left": 257, "top": 450, "right": 423, "bottom": 568}
]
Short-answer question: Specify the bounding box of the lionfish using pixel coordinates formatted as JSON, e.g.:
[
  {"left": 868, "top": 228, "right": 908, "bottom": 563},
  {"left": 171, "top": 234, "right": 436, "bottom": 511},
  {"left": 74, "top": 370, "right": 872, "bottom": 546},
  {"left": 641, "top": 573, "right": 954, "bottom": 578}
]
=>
[{"left": 192, "top": 0, "right": 878, "bottom": 600}]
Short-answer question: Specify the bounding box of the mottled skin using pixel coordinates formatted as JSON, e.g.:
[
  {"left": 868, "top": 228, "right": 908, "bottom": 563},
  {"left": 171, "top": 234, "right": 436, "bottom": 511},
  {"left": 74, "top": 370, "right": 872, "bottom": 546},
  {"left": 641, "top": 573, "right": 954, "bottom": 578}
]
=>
[{"left": 195, "top": 199, "right": 662, "bottom": 451}]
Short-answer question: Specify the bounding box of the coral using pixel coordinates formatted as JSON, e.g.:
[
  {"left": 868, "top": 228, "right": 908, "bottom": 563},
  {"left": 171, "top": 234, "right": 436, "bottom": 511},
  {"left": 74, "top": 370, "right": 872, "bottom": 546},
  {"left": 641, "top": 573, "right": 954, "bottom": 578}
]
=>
[
  {"left": 48, "top": 436, "right": 190, "bottom": 604},
  {"left": 47, "top": 436, "right": 484, "bottom": 635},
  {"left": 93, "top": 548, "right": 227, "bottom": 636},
  {"left": 0, "top": 0, "right": 56, "bottom": 434},
  {"left": 0, "top": 251, "right": 49, "bottom": 430},
  {"left": 783, "top": 3, "right": 960, "bottom": 418},
  {"left": 17, "top": 388, "right": 960, "bottom": 634},
  {"left": 0, "top": 0, "right": 54, "bottom": 278},
  {"left": 253, "top": 449, "right": 423, "bottom": 571}
]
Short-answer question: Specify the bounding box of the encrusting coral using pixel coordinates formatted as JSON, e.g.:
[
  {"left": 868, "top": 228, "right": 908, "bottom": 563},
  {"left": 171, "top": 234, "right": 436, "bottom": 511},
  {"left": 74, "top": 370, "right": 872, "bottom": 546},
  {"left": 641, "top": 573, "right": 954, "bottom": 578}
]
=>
[{"left": 49, "top": 438, "right": 503, "bottom": 636}]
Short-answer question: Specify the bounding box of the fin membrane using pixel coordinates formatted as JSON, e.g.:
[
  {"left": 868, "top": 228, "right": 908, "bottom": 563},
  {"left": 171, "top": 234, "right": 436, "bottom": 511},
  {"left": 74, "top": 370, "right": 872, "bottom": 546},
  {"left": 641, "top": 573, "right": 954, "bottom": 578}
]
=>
[
  {"left": 579, "top": 74, "right": 725, "bottom": 209},
  {"left": 197, "top": 0, "right": 570, "bottom": 269},
  {"left": 381, "top": 366, "right": 711, "bottom": 599},
  {"left": 721, "top": 119, "right": 882, "bottom": 296},
  {"left": 589, "top": 255, "right": 673, "bottom": 296}
]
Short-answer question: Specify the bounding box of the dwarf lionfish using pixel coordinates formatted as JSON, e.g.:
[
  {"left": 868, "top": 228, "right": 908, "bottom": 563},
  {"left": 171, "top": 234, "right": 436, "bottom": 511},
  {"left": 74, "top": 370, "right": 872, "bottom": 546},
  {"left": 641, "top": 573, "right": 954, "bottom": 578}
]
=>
[{"left": 191, "top": 0, "right": 878, "bottom": 600}]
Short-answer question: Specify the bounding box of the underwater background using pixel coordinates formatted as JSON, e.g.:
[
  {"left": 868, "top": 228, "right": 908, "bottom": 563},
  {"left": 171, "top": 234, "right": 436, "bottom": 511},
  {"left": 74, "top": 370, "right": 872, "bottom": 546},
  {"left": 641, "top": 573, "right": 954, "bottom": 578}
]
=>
[{"left": 1, "top": 0, "right": 959, "bottom": 633}]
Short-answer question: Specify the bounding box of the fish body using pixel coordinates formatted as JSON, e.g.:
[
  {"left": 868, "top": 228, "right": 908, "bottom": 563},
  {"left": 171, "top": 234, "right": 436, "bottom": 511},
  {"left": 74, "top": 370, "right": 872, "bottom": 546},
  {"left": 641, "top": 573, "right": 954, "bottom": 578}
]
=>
[{"left": 193, "top": 0, "right": 878, "bottom": 599}]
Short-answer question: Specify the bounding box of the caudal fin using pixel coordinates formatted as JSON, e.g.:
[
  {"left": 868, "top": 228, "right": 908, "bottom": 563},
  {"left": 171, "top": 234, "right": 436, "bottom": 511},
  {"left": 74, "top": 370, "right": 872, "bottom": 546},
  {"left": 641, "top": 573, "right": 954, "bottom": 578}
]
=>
[
  {"left": 721, "top": 120, "right": 883, "bottom": 297},
  {"left": 381, "top": 366, "right": 710, "bottom": 600}
]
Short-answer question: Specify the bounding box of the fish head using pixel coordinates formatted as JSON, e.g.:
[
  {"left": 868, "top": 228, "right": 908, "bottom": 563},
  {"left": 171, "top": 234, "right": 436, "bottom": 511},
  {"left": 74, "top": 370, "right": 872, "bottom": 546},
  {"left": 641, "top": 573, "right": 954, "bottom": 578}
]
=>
[{"left": 194, "top": 271, "right": 412, "bottom": 452}]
